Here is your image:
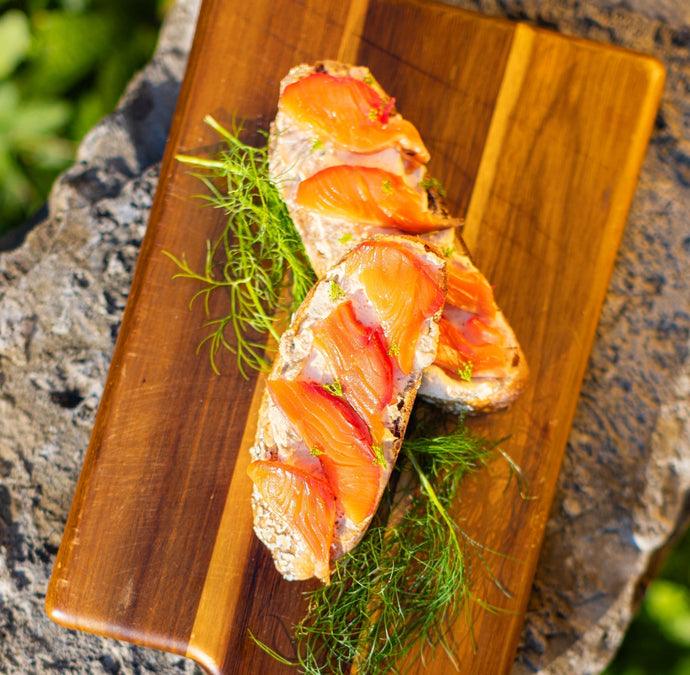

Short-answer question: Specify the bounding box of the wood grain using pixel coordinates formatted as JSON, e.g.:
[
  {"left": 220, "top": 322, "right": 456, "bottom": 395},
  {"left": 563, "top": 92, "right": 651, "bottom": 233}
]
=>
[{"left": 45, "top": 0, "right": 664, "bottom": 673}]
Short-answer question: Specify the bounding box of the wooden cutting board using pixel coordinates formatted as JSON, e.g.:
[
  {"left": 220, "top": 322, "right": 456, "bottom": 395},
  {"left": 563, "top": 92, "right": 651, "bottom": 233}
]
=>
[{"left": 45, "top": 0, "right": 664, "bottom": 673}]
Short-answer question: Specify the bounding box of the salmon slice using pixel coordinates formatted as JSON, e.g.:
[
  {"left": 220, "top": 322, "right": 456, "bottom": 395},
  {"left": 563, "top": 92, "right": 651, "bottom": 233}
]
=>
[
  {"left": 280, "top": 72, "right": 430, "bottom": 164},
  {"left": 247, "top": 460, "right": 336, "bottom": 581},
  {"left": 310, "top": 299, "right": 394, "bottom": 440},
  {"left": 435, "top": 316, "right": 508, "bottom": 379},
  {"left": 267, "top": 379, "right": 382, "bottom": 524},
  {"left": 345, "top": 239, "right": 445, "bottom": 375},
  {"left": 463, "top": 315, "right": 503, "bottom": 345},
  {"left": 446, "top": 261, "right": 497, "bottom": 319},
  {"left": 296, "top": 165, "right": 449, "bottom": 234}
]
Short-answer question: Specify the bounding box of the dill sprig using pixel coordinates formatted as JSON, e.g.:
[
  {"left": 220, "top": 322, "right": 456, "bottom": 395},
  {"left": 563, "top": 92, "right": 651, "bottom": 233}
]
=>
[
  {"left": 164, "top": 116, "right": 316, "bottom": 376},
  {"left": 291, "top": 420, "right": 500, "bottom": 674}
]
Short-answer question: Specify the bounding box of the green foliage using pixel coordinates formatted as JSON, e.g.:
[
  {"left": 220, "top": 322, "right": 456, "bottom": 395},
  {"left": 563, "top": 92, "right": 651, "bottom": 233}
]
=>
[
  {"left": 0, "top": 0, "right": 166, "bottom": 237},
  {"left": 604, "top": 525, "right": 690, "bottom": 675},
  {"left": 167, "top": 117, "right": 317, "bottom": 377},
  {"left": 0, "top": 10, "right": 30, "bottom": 79}
]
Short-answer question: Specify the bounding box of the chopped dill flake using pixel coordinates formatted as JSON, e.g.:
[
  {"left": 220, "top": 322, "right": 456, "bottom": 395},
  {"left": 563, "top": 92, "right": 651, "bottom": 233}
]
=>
[
  {"left": 457, "top": 360, "right": 474, "bottom": 382},
  {"left": 371, "top": 443, "right": 386, "bottom": 467},
  {"left": 309, "top": 447, "right": 324, "bottom": 457},
  {"left": 323, "top": 380, "right": 343, "bottom": 397},
  {"left": 165, "top": 116, "right": 316, "bottom": 377},
  {"left": 329, "top": 280, "right": 346, "bottom": 302},
  {"left": 387, "top": 342, "right": 400, "bottom": 357},
  {"left": 442, "top": 245, "right": 455, "bottom": 258},
  {"left": 381, "top": 178, "right": 392, "bottom": 194},
  {"left": 420, "top": 176, "right": 447, "bottom": 197},
  {"left": 311, "top": 137, "right": 324, "bottom": 151},
  {"left": 338, "top": 232, "right": 353, "bottom": 245},
  {"left": 363, "top": 74, "right": 374, "bottom": 85}
]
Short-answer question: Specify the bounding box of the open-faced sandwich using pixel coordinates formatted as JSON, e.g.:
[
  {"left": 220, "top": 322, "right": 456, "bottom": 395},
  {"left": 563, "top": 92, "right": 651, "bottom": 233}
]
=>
[
  {"left": 269, "top": 60, "right": 528, "bottom": 416},
  {"left": 247, "top": 236, "right": 446, "bottom": 581},
  {"left": 248, "top": 61, "right": 529, "bottom": 582}
]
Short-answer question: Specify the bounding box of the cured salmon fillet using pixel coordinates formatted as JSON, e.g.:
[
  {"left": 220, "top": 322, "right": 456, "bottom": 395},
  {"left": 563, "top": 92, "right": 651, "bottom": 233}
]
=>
[
  {"left": 247, "top": 236, "right": 446, "bottom": 581},
  {"left": 296, "top": 165, "right": 454, "bottom": 233},
  {"left": 345, "top": 239, "right": 446, "bottom": 376},
  {"left": 310, "top": 298, "right": 394, "bottom": 438},
  {"left": 280, "top": 71, "right": 430, "bottom": 164},
  {"left": 435, "top": 317, "right": 506, "bottom": 378},
  {"left": 446, "top": 262, "right": 497, "bottom": 320},
  {"left": 269, "top": 60, "right": 528, "bottom": 414},
  {"left": 267, "top": 379, "right": 382, "bottom": 525},
  {"left": 419, "top": 242, "right": 528, "bottom": 413},
  {"left": 247, "top": 460, "right": 336, "bottom": 582}
]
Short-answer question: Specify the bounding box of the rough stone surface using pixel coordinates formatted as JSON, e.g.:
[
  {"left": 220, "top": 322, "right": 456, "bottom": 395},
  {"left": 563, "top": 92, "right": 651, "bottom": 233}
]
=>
[
  {"left": 0, "top": 0, "right": 688, "bottom": 673},
  {"left": 0, "top": 0, "right": 204, "bottom": 673}
]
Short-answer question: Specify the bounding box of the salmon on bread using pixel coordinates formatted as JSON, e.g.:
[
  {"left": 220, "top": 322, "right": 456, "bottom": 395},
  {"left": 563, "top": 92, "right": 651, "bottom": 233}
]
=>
[
  {"left": 419, "top": 233, "right": 529, "bottom": 413},
  {"left": 247, "top": 236, "right": 447, "bottom": 582},
  {"left": 269, "top": 61, "right": 459, "bottom": 276},
  {"left": 268, "top": 60, "right": 528, "bottom": 415}
]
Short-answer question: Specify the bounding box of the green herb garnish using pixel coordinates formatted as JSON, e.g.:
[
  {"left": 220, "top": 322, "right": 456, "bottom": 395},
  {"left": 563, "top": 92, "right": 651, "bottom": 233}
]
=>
[
  {"left": 457, "top": 360, "right": 474, "bottom": 382},
  {"left": 420, "top": 176, "right": 447, "bottom": 197},
  {"left": 387, "top": 342, "right": 400, "bottom": 357},
  {"left": 289, "top": 418, "right": 507, "bottom": 674},
  {"left": 371, "top": 442, "right": 386, "bottom": 467},
  {"left": 165, "top": 115, "right": 316, "bottom": 377},
  {"left": 328, "top": 280, "right": 346, "bottom": 302},
  {"left": 338, "top": 232, "right": 353, "bottom": 245},
  {"left": 323, "top": 379, "right": 343, "bottom": 397}
]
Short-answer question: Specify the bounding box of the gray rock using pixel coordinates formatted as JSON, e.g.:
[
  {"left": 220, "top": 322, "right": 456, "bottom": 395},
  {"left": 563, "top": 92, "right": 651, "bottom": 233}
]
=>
[
  {"left": 0, "top": 0, "right": 688, "bottom": 673},
  {"left": 0, "top": 0, "right": 204, "bottom": 673}
]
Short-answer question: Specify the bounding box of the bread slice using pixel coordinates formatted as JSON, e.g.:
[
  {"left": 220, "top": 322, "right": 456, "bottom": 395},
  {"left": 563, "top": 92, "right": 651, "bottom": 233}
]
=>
[{"left": 247, "top": 236, "right": 447, "bottom": 581}]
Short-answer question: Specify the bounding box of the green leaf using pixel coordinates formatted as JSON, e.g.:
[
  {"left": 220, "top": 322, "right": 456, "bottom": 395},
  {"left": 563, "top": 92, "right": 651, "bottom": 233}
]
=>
[
  {"left": 0, "top": 81, "right": 20, "bottom": 129},
  {"left": 16, "top": 133, "right": 74, "bottom": 169},
  {"left": 0, "top": 10, "right": 31, "bottom": 79},
  {"left": 645, "top": 580, "right": 690, "bottom": 647},
  {"left": 60, "top": 0, "right": 89, "bottom": 11},
  {"left": 0, "top": 148, "right": 33, "bottom": 209},
  {"left": 23, "top": 10, "right": 119, "bottom": 95},
  {"left": 11, "top": 99, "right": 72, "bottom": 139}
]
